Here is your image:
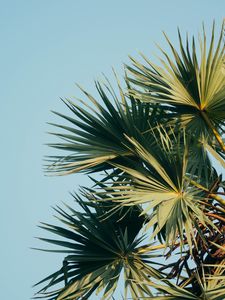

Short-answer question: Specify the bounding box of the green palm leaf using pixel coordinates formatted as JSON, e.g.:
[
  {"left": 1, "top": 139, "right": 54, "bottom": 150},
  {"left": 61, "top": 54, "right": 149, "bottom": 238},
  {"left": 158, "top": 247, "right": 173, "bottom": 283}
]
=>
[
  {"left": 127, "top": 22, "right": 225, "bottom": 151},
  {"left": 46, "top": 78, "right": 168, "bottom": 176},
  {"left": 94, "top": 132, "right": 217, "bottom": 249},
  {"left": 34, "top": 194, "right": 163, "bottom": 300}
]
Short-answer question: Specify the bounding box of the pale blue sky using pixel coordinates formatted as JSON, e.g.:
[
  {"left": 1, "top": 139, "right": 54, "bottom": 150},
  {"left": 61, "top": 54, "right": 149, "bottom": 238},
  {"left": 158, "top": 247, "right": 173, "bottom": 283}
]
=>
[{"left": 1, "top": 1, "right": 224, "bottom": 299}]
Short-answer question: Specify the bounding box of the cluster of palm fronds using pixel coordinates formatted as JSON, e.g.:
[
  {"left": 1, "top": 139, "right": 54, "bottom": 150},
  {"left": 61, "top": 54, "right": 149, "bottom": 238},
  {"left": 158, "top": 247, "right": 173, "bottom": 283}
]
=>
[{"left": 34, "top": 22, "right": 225, "bottom": 299}]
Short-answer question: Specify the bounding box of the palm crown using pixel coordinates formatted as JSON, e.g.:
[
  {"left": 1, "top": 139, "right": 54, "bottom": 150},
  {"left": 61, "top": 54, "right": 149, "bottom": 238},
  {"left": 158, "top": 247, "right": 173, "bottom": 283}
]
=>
[{"left": 35, "top": 22, "right": 225, "bottom": 299}]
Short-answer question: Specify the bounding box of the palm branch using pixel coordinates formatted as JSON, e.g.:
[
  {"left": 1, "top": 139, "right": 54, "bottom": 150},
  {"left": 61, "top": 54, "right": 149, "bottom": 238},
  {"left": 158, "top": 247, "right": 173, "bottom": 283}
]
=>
[
  {"left": 127, "top": 22, "right": 225, "bottom": 152},
  {"left": 93, "top": 131, "right": 221, "bottom": 249},
  {"left": 34, "top": 194, "right": 163, "bottom": 300},
  {"left": 46, "top": 79, "right": 168, "bottom": 176}
]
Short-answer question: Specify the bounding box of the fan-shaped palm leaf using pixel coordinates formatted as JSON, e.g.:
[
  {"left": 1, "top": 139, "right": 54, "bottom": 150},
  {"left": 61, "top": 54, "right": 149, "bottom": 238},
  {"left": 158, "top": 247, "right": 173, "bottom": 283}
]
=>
[
  {"left": 94, "top": 132, "right": 218, "bottom": 249},
  {"left": 34, "top": 194, "right": 163, "bottom": 300},
  {"left": 127, "top": 22, "right": 225, "bottom": 151},
  {"left": 46, "top": 78, "right": 169, "bottom": 176}
]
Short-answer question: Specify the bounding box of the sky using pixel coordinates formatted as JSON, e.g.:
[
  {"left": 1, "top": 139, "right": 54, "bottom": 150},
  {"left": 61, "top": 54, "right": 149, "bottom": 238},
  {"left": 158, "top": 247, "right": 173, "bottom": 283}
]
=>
[{"left": 1, "top": 1, "right": 225, "bottom": 299}]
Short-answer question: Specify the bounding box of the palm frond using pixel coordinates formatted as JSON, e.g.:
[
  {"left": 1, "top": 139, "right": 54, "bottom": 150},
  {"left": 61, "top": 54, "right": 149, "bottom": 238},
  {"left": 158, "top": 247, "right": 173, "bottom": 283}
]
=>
[
  {"left": 127, "top": 22, "right": 225, "bottom": 150},
  {"left": 34, "top": 194, "right": 163, "bottom": 300},
  {"left": 46, "top": 78, "right": 169, "bottom": 175},
  {"left": 94, "top": 132, "right": 218, "bottom": 249}
]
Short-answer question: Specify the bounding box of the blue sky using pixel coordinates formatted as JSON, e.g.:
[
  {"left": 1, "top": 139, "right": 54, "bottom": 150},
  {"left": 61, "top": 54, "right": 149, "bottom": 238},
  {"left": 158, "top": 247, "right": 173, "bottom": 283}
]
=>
[{"left": 1, "top": 1, "right": 224, "bottom": 299}]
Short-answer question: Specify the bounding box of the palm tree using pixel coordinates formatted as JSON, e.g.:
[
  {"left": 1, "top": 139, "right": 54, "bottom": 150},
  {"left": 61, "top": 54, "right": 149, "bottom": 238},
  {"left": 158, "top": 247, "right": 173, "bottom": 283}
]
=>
[{"left": 34, "top": 22, "right": 225, "bottom": 299}]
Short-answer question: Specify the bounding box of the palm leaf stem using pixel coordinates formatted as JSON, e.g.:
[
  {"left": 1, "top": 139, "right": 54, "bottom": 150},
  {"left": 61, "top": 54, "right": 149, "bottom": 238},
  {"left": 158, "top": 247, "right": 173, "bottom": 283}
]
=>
[
  {"left": 216, "top": 192, "right": 225, "bottom": 196},
  {"left": 208, "top": 194, "right": 225, "bottom": 206},
  {"left": 188, "top": 179, "right": 225, "bottom": 207},
  {"left": 199, "top": 201, "right": 225, "bottom": 214},
  {"left": 201, "top": 111, "right": 225, "bottom": 152},
  {"left": 205, "top": 212, "right": 225, "bottom": 223}
]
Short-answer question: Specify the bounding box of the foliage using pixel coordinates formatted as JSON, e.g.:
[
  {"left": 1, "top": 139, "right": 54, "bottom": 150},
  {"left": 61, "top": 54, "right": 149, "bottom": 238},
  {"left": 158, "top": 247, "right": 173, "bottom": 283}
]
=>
[{"left": 35, "top": 22, "right": 225, "bottom": 299}]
